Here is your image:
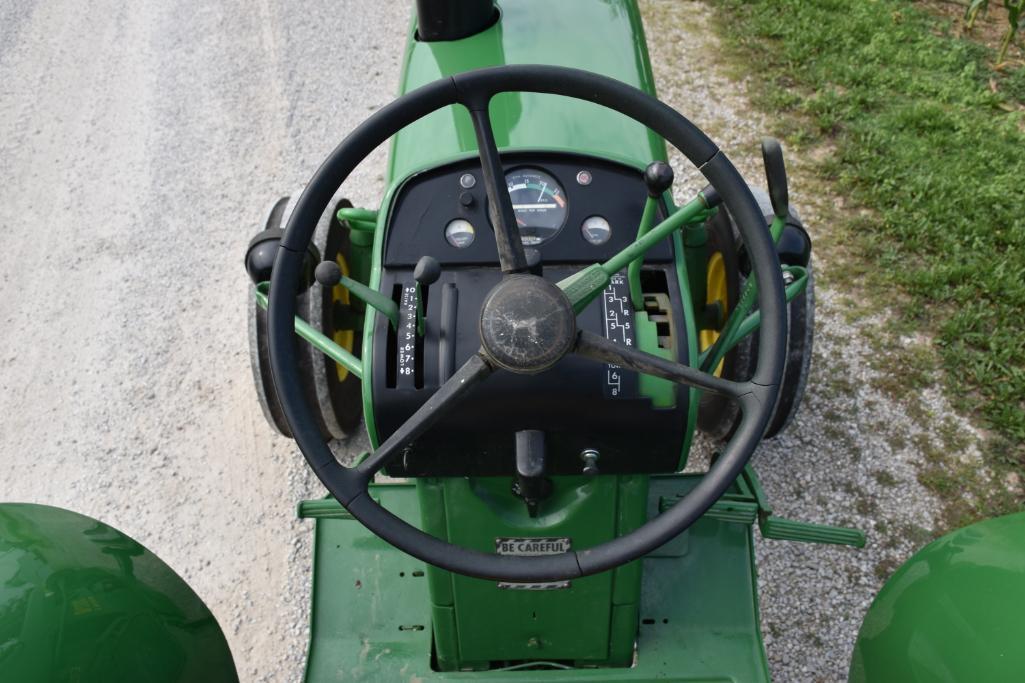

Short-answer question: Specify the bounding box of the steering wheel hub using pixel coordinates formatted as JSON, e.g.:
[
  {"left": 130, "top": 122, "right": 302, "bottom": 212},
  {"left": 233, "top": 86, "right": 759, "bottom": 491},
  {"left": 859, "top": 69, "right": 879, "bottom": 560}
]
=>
[{"left": 479, "top": 275, "right": 576, "bottom": 374}]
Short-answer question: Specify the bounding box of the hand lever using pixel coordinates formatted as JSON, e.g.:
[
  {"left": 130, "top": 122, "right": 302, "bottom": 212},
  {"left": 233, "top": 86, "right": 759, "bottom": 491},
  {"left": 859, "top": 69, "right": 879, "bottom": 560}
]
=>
[
  {"left": 315, "top": 261, "right": 399, "bottom": 330},
  {"left": 644, "top": 160, "right": 675, "bottom": 199},
  {"left": 413, "top": 256, "right": 441, "bottom": 336},
  {"left": 761, "top": 137, "right": 789, "bottom": 219},
  {"left": 628, "top": 161, "right": 675, "bottom": 310},
  {"left": 512, "top": 430, "right": 551, "bottom": 518}
]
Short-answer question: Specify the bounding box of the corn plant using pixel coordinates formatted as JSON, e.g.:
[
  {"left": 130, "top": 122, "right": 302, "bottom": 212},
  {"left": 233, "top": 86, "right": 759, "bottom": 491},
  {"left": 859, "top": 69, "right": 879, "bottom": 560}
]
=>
[
  {"left": 965, "top": 0, "right": 988, "bottom": 30},
  {"left": 964, "top": 0, "right": 1023, "bottom": 64}
]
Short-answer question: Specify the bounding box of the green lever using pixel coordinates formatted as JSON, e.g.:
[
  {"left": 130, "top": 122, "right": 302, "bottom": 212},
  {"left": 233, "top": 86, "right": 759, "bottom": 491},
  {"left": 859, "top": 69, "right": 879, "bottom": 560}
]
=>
[
  {"left": 627, "top": 162, "right": 675, "bottom": 311},
  {"left": 336, "top": 206, "right": 378, "bottom": 233},
  {"left": 759, "top": 516, "right": 866, "bottom": 547},
  {"left": 659, "top": 464, "right": 865, "bottom": 548},
  {"left": 315, "top": 261, "right": 398, "bottom": 330},
  {"left": 742, "top": 465, "right": 866, "bottom": 548},
  {"left": 699, "top": 213, "right": 787, "bottom": 374},
  {"left": 253, "top": 283, "right": 362, "bottom": 379},
  {"left": 298, "top": 497, "right": 356, "bottom": 520},
  {"left": 557, "top": 193, "right": 712, "bottom": 314},
  {"left": 628, "top": 197, "right": 659, "bottom": 311},
  {"left": 697, "top": 264, "right": 808, "bottom": 368}
]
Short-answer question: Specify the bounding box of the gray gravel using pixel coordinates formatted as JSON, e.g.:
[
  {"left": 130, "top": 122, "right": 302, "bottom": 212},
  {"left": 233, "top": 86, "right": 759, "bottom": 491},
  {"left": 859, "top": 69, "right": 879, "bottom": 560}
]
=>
[
  {"left": 0, "top": 1, "right": 985, "bottom": 682},
  {"left": 0, "top": 2, "right": 407, "bottom": 680}
]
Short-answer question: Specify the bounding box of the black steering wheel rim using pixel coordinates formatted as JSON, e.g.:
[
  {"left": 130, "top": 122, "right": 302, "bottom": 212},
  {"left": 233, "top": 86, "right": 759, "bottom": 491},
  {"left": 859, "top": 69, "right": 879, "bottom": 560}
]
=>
[{"left": 268, "top": 64, "right": 786, "bottom": 582}]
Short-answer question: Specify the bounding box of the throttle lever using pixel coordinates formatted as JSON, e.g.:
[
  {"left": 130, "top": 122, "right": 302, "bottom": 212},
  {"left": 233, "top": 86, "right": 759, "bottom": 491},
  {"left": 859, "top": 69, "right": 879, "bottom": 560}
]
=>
[
  {"left": 413, "top": 256, "right": 441, "bottom": 336},
  {"left": 761, "top": 137, "right": 789, "bottom": 219}
]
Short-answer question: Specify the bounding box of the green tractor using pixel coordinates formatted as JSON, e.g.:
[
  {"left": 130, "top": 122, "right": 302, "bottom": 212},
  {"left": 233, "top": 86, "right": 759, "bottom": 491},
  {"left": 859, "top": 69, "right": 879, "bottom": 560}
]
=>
[{"left": 2, "top": 1, "right": 1023, "bottom": 681}]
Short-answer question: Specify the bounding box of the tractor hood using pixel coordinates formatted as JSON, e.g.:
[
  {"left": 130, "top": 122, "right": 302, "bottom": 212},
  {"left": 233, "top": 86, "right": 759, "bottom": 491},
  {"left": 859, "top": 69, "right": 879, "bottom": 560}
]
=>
[{"left": 388, "top": 0, "right": 667, "bottom": 183}]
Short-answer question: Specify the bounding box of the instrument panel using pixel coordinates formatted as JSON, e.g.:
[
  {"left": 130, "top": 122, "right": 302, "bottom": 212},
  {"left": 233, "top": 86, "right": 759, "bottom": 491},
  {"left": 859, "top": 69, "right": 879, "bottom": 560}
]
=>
[
  {"left": 372, "top": 153, "right": 690, "bottom": 477},
  {"left": 383, "top": 153, "right": 675, "bottom": 266}
]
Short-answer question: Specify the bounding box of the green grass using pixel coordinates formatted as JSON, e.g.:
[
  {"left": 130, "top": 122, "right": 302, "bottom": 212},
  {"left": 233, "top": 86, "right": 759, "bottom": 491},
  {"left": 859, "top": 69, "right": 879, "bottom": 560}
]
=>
[
  {"left": 711, "top": 2, "right": 1025, "bottom": 443},
  {"left": 709, "top": 0, "right": 1024, "bottom": 517}
]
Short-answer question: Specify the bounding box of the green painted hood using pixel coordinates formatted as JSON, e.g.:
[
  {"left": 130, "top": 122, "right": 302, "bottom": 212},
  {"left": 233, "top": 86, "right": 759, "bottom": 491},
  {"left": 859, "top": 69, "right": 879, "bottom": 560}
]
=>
[
  {"left": 388, "top": 0, "right": 666, "bottom": 183},
  {"left": 850, "top": 511, "right": 1025, "bottom": 682},
  {"left": 0, "top": 503, "right": 238, "bottom": 683}
]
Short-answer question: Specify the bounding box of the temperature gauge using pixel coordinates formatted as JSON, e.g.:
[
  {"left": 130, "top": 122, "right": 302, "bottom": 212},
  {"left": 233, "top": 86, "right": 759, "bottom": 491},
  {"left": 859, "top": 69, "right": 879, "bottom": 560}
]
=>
[
  {"left": 581, "top": 216, "right": 612, "bottom": 245},
  {"left": 445, "top": 218, "right": 476, "bottom": 248}
]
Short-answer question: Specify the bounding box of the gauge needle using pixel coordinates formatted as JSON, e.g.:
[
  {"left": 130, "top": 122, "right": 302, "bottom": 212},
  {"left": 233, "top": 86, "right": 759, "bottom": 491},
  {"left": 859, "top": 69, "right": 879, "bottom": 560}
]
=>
[{"left": 537, "top": 182, "right": 547, "bottom": 202}]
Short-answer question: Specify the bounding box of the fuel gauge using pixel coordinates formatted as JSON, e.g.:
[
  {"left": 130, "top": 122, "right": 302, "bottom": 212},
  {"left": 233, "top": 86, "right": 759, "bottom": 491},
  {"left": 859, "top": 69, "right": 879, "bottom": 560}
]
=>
[{"left": 581, "top": 216, "right": 612, "bottom": 245}]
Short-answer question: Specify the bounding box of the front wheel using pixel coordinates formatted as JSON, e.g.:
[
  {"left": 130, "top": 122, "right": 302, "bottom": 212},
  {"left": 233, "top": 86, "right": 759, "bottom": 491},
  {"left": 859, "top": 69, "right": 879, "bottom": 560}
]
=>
[
  {"left": 696, "top": 208, "right": 747, "bottom": 439},
  {"left": 247, "top": 195, "right": 364, "bottom": 440},
  {"left": 696, "top": 189, "right": 814, "bottom": 441},
  {"left": 760, "top": 261, "right": 814, "bottom": 439}
]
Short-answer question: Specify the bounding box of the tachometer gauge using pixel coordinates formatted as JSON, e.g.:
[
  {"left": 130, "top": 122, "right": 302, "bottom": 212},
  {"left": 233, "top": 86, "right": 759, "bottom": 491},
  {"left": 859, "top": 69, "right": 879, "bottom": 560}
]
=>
[{"left": 502, "top": 168, "right": 568, "bottom": 246}]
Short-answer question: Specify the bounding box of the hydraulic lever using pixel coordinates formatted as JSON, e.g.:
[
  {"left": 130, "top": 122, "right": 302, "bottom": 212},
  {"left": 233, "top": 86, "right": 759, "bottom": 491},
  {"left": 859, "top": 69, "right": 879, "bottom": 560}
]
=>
[
  {"left": 512, "top": 430, "right": 551, "bottom": 518},
  {"left": 628, "top": 161, "right": 674, "bottom": 311},
  {"left": 315, "top": 260, "right": 399, "bottom": 330}
]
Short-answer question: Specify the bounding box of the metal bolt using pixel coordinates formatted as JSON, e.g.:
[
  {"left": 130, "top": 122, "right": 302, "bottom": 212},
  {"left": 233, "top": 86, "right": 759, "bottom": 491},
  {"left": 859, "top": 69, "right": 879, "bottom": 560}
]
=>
[
  {"left": 580, "top": 449, "right": 600, "bottom": 475},
  {"left": 459, "top": 173, "right": 476, "bottom": 189}
]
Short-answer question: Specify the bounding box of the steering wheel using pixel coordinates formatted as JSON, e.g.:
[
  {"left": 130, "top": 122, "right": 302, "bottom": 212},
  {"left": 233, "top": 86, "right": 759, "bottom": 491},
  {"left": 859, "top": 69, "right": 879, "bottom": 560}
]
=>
[{"left": 268, "top": 65, "right": 786, "bottom": 582}]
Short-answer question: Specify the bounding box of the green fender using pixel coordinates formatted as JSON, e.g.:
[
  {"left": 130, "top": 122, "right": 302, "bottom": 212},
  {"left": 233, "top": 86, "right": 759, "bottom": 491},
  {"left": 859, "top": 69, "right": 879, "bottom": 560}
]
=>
[
  {"left": 850, "top": 511, "right": 1025, "bottom": 682},
  {"left": 0, "top": 503, "right": 238, "bottom": 683}
]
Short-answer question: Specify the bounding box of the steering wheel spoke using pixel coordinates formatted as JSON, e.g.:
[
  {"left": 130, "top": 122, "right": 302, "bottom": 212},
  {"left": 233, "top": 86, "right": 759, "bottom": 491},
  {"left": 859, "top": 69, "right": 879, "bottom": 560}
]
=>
[
  {"left": 466, "top": 105, "right": 528, "bottom": 274},
  {"left": 574, "top": 330, "right": 748, "bottom": 399},
  {"left": 355, "top": 353, "right": 494, "bottom": 478}
]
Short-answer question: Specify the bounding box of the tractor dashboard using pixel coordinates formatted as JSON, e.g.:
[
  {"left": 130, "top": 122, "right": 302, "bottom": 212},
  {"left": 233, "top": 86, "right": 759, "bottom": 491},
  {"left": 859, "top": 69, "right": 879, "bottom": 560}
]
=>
[
  {"left": 370, "top": 153, "right": 691, "bottom": 477},
  {"left": 382, "top": 153, "right": 674, "bottom": 266}
]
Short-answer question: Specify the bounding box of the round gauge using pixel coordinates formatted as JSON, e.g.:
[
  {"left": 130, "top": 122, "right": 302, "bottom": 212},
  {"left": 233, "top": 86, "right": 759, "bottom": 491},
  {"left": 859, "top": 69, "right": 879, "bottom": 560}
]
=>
[
  {"left": 503, "top": 168, "right": 568, "bottom": 246},
  {"left": 445, "top": 218, "right": 475, "bottom": 248},
  {"left": 581, "top": 216, "right": 612, "bottom": 245}
]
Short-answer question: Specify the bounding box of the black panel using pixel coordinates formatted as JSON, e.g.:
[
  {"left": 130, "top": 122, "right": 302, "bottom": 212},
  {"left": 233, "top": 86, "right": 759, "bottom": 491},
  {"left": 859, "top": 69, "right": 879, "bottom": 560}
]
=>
[
  {"left": 371, "top": 266, "right": 691, "bottom": 477},
  {"left": 383, "top": 153, "right": 675, "bottom": 266},
  {"left": 371, "top": 153, "right": 691, "bottom": 477}
]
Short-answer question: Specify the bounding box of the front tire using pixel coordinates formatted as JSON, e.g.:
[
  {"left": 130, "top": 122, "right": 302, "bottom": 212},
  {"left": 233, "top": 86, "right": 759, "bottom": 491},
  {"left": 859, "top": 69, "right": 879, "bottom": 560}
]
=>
[
  {"left": 761, "top": 262, "right": 814, "bottom": 439},
  {"left": 247, "top": 195, "right": 364, "bottom": 441},
  {"left": 304, "top": 198, "right": 364, "bottom": 437},
  {"left": 696, "top": 208, "right": 750, "bottom": 439},
  {"left": 695, "top": 188, "right": 814, "bottom": 442}
]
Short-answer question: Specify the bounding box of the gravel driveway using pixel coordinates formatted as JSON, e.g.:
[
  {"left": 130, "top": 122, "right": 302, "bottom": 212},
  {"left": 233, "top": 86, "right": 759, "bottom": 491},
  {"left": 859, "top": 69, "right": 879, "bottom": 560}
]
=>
[{"left": 1, "top": 1, "right": 981, "bottom": 681}]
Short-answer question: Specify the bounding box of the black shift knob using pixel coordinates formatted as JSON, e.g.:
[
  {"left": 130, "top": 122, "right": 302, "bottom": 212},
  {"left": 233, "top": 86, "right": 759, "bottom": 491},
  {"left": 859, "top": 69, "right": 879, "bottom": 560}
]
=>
[
  {"left": 414, "top": 255, "right": 441, "bottom": 285},
  {"left": 643, "top": 161, "right": 674, "bottom": 198},
  {"left": 315, "top": 260, "right": 342, "bottom": 287}
]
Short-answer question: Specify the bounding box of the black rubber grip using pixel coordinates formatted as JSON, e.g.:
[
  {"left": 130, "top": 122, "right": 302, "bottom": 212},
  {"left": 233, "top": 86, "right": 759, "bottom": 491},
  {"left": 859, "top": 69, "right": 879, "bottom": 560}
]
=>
[{"left": 761, "top": 137, "right": 789, "bottom": 218}]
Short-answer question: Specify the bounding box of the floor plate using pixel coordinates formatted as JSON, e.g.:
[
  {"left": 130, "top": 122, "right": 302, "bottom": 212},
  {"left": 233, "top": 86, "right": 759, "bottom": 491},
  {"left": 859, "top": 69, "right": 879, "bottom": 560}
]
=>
[{"left": 303, "top": 476, "right": 770, "bottom": 682}]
